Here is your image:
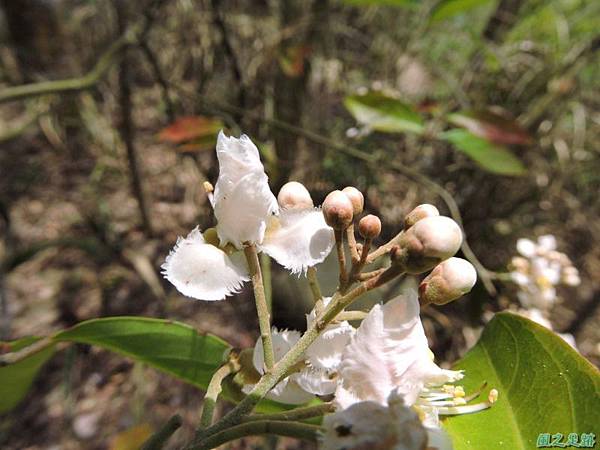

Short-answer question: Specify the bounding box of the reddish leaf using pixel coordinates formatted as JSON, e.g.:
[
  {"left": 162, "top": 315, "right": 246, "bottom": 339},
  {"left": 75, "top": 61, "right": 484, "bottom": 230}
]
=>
[
  {"left": 279, "top": 45, "right": 312, "bottom": 78},
  {"left": 157, "top": 116, "right": 223, "bottom": 144},
  {"left": 447, "top": 110, "right": 532, "bottom": 146}
]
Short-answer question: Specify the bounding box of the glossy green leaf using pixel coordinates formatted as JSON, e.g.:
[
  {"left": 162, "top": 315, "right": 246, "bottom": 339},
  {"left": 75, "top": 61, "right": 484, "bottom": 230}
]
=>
[
  {"left": 1, "top": 317, "right": 311, "bottom": 415},
  {"left": 0, "top": 337, "right": 56, "bottom": 413},
  {"left": 429, "top": 0, "right": 494, "bottom": 22},
  {"left": 55, "top": 317, "right": 231, "bottom": 388},
  {"left": 444, "top": 313, "right": 600, "bottom": 450},
  {"left": 443, "top": 129, "right": 526, "bottom": 175},
  {"left": 344, "top": 92, "right": 424, "bottom": 134}
]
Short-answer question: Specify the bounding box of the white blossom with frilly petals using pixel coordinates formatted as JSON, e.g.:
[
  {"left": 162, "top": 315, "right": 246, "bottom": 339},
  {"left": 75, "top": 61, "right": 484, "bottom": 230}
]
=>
[
  {"left": 296, "top": 298, "right": 355, "bottom": 395},
  {"left": 244, "top": 328, "right": 315, "bottom": 405},
  {"left": 260, "top": 208, "right": 335, "bottom": 275},
  {"left": 161, "top": 228, "right": 248, "bottom": 301},
  {"left": 162, "top": 132, "right": 335, "bottom": 301},
  {"left": 320, "top": 392, "right": 431, "bottom": 450},
  {"left": 335, "top": 291, "right": 463, "bottom": 409},
  {"left": 212, "top": 132, "right": 278, "bottom": 248}
]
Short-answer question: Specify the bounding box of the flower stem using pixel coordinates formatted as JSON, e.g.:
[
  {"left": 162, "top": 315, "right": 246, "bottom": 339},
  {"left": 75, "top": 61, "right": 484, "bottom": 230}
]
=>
[
  {"left": 243, "top": 403, "right": 334, "bottom": 423},
  {"left": 199, "top": 363, "right": 234, "bottom": 428},
  {"left": 346, "top": 224, "right": 360, "bottom": 263},
  {"left": 335, "top": 229, "right": 348, "bottom": 290},
  {"left": 337, "top": 310, "right": 368, "bottom": 321},
  {"left": 348, "top": 237, "right": 372, "bottom": 282},
  {"left": 191, "top": 420, "right": 321, "bottom": 450},
  {"left": 141, "top": 414, "right": 182, "bottom": 450},
  {"left": 307, "top": 266, "right": 323, "bottom": 313},
  {"left": 244, "top": 245, "right": 275, "bottom": 370}
]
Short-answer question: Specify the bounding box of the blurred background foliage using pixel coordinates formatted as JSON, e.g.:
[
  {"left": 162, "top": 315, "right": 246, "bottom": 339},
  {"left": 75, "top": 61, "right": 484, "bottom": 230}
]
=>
[{"left": 0, "top": 0, "right": 598, "bottom": 448}]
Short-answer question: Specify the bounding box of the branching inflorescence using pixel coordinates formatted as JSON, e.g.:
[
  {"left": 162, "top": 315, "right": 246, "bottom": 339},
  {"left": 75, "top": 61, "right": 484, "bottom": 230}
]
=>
[{"left": 161, "top": 132, "right": 497, "bottom": 450}]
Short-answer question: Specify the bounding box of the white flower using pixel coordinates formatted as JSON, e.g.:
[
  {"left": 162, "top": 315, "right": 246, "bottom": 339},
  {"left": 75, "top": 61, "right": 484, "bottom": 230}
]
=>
[
  {"left": 260, "top": 209, "right": 334, "bottom": 275},
  {"left": 162, "top": 132, "right": 334, "bottom": 300},
  {"left": 244, "top": 328, "right": 315, "bottom": 405},
  {"left": 161, "top": 228, "right": 249, "bottom": 301},
  {"left": 335, "top": 291, "right": 496, "bottom": 419},
  {"left": 212, "top": 132, "right": 278, "bottom": 248},
  {"left": 510, "top": 234, "right": 580, "bottom": 310},
  {"left": 336, "top": 291, "right": 463, "bottom": 408},
  {"left": 296, "top": 298, "right": 355, "bottom": 395},
  {"left": 320, "top": 392, "right": 430, "bottom": 450}
]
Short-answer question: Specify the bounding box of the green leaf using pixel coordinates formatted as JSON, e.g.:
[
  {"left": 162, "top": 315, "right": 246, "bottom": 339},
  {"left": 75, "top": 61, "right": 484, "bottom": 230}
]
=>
[
  {"left": 0, "top": 337, "right": 56, "bottom": 413},
  {"left": 344, "top": 92, "right": 424, "bottom": 134},
  {"left": 442, "top": 129, "right": 526, "bottom": 175},
  {"left": 429, "top": 0, "right": 494, "bottom": 22},
  {"left": 55, "top": 317, "right": 231, "bottom": 388},
  {"left": 447, "top": 110, "right": 532, "bottom": 146},
  {"left": 444, "top": 313, "right": 600, "bottom": 450}
]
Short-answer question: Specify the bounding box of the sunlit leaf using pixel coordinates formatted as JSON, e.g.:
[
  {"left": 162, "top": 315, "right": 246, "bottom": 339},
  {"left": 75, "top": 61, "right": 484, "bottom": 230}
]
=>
[
  {"left": 0, "top": 337, "right": 56, "bottom": 414},
  {"left": 444, "top": 313, "right": 600, "bottom": 449},
  {"left": 448, "top": 110, "right": 532, "bottom": 145},
  {"left": 443, "top": 129, "right": 526, "bottom": 175},
  {"left": 0, "top": 317, "right": 310, "bottom": 415},
  {"left": 344, "top": 92, "right": 424, "bottom": 134},
  {"left": 429, "top": 0, "right": 494, "bottom": 22},
  {"left": 55, "top": 317, "right": 231, "bottom": 388},
  {"left": 157, "top": 116, "right": 223, "bottom": 146}
]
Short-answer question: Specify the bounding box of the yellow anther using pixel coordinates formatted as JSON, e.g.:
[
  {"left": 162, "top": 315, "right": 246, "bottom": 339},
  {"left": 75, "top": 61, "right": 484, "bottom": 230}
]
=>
[
  {"left": 454, "top": 397, "right": 467, "bottom": 406},
  {"left": 488, "top": 389, "right": 499, "bottom": 404}
]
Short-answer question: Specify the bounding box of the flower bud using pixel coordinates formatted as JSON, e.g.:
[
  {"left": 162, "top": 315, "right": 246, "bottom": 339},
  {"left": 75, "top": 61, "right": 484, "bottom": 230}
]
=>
[
  {"left": 419, "top": 257, "right": 477, "bottom": 305},
  {"left": 277, "top": 181, "right": 314, "bottom": 209},
  {"left": 394, "top": 216, "right": 463, "bottom": 273},
  {"left": 342, "top": 186, "right": 364, "bottom": 216},
  {"left": 323, "top": 190, "right": 354, "bottom": 230},
  {"left": 358, "top": 214, "right": 381, "bottom": 239},
  {"left": 404, "top": 204, "right": 439, "bottom": 229}
]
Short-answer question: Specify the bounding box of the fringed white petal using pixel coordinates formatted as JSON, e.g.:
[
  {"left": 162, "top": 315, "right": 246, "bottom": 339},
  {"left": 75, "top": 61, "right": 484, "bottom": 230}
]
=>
[
  {"left": 247, "top": 327, "right": 314, "bottom": 405},
  {"left": 213, "top": 132, "right": 278, "bottom": 248},
  {"left": 161, "top": 227, "right": 249, "bottom": 301},
  {"left": 260, "top": 208, "right": 334, "bottom": 275},
  {"left": 338, "top": 290, "right": 461, "bottom": 407},
  {"left": 296, "top": 367, "right": 338, "bottom": 396},
  {"left": 252, "top": 327, "right": 302, "bottom": 374}
]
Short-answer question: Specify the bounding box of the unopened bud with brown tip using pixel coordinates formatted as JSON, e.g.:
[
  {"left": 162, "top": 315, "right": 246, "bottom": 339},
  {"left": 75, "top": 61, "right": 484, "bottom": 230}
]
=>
[
  {"left": 277, "top": 181, "right": 314, "bottom": 209},
  {"left": 342, "top": 186, "right": 364, "bottom": 216},
  {"left": 358, "top": 214, "right": 381, "bottom": 239},
  {"left": 419, "top": 257, "right": 477, "bottom": 305},
  {"left": 404, "top": 204, "right": 439, "bottom": 228},
  {"left": 323, "top": 190, "right": 354, "bottom": 230},
  {"left": 394, "top": 216, "right": 463, "bottom": 273}
]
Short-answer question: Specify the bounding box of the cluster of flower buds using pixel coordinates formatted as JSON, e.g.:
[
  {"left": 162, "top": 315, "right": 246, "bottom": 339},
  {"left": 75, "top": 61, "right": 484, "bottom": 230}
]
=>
[{"left": 510, "top": 234, "right": 580, "bottom": 310}]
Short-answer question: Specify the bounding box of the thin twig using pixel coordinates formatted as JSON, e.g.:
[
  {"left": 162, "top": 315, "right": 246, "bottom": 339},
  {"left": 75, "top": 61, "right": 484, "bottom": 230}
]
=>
[
  {"left": 141, "top": 414, "right": 183, "bottom": 450},
  {"left": 0, "top": 25, "right": 140, "bottom": 104},
  {"left": 337, "top": 310, "right": 368, "bottom": 321},
  {"left": 138, "top": 41, "right": 175, "bottom": 122},
  {"left": 244, "top": 245, "right": 275, "bottom": 370},
  {"left": 192, "top": 420, "right": 321, "bottom": 450},
  {"left": 243, "top": 403, "right": 334, "bottom": 423},
  {"left": 306, "top": 266, "right": 323, "bottom": 304}
]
